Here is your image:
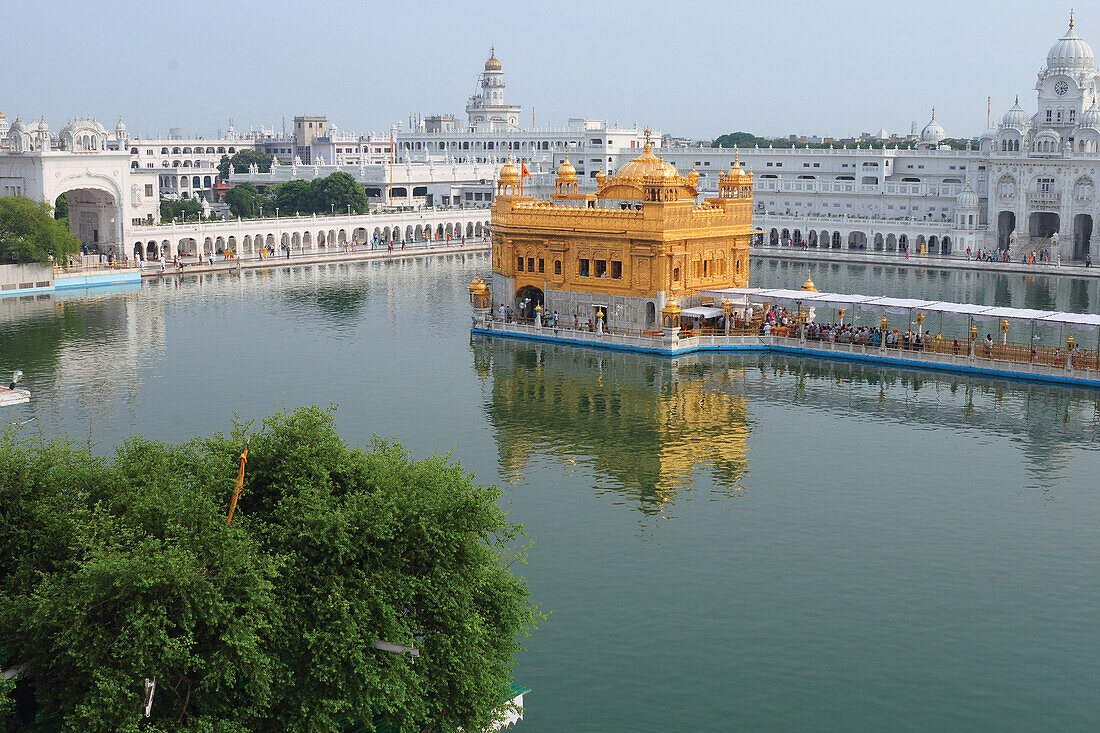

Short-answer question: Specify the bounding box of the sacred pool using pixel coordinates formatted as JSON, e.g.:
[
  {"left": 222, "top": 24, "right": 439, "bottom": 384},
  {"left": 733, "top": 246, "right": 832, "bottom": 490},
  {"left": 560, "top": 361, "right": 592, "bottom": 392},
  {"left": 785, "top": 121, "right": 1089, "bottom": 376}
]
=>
[{"left": 3, "top": 253, "right": 1099, "bottom": 730}]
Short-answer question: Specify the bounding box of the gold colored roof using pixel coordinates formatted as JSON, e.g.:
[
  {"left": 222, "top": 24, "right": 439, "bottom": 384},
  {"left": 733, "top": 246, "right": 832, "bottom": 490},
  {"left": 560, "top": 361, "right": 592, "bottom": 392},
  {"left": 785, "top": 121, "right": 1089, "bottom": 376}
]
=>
[
  {"left": 611, "top": 145, "right": 679, "bottom": 182},
  {"left": 556, "top": 156, "right": 577, "bottom": 180},
  {"left": 498, "top": 157, "right": 519, "bottom": 182},
  {"left": 801, "top": 270, "right": 817, "bottom": 292},
  {"left": 485, "top": 49, "right": 502, "bottom": 71}
]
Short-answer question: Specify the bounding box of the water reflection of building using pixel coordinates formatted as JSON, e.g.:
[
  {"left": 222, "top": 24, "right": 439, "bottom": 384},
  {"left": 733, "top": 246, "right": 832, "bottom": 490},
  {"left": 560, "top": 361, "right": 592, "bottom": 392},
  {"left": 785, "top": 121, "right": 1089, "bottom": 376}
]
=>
[{"left": 476, "top": 337, "right": 751, "bottom": 514}]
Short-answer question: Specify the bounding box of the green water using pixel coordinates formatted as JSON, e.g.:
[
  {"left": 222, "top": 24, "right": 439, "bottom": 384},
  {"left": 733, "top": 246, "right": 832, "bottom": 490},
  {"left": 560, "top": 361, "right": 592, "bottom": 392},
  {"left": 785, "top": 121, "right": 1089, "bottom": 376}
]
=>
[{"left": 3, "top": 255, "right": 1099, "bottom": 730}]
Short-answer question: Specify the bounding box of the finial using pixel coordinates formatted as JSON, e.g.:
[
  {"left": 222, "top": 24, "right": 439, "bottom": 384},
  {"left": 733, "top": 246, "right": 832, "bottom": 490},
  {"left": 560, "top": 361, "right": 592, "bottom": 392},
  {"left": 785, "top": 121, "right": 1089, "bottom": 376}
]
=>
[
  {"left": 1070, "top": 8, "right": 1074, "bottom": 29},
  {"left": 643, "top": 127, "right": 652, "bottom": 152},
  {"left": 931, "top": 106, "right": 935, "bottom": 120},
  {"left": 1015, "top": 94, "right": 1019, "bottom": 105}
]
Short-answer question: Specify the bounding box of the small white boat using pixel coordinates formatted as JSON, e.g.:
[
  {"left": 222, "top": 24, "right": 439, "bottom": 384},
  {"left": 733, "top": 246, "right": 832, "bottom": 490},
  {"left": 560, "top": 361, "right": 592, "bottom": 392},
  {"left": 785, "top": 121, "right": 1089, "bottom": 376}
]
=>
[{"left": 1, "top": 370, "right": 29, "bottom": 406}]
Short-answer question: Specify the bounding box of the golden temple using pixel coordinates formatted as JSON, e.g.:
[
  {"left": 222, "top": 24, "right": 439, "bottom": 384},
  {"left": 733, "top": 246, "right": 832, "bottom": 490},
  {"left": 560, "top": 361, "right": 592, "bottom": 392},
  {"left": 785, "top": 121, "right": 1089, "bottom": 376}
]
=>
[{"left": 486, "top": 129, "right": 754, "bottom": 331}]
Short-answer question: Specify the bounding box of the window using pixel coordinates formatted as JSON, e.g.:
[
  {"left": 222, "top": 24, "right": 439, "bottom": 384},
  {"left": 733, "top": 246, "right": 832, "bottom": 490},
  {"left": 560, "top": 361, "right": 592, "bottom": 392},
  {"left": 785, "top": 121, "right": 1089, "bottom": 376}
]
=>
[
  {"left": 144, "top": 184, "right": 153, "bottom": 197},
  {"left": 1046, "top": 109, "right": 1053, "bottom": 122},
  {"left": 673, "top": 267, "right": 680, "bottom": 281},
  {"left": 538, "top": 258, "right": 545, "bottom": 273},
  {"left": 517, "top": 257, "right": 524, "bottom": 272},
  {"left": 579, "top": 258, "right": 589, "bottom": 277},
  {"left": 594, "top": 260, "right": 607, "bottom": 278},
  {"left": 554, "top": 260, "right": 562, "bottom": 275},
  {"left": 611, "top": 260, "right": 622, "bottom": 279},
  {"left": 527, "top": 257, "right": 535, "bottom": 272}
]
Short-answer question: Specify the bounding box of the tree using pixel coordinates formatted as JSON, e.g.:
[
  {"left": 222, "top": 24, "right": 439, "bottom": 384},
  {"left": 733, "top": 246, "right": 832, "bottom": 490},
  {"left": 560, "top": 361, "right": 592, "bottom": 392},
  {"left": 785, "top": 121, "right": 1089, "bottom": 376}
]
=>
[
  {"left": 53, "top": 194, "right": 68, "bottom": 222},
  {"left": 0, "top": 407, "right": 538, "bottom": 733},
  {"left": 159, "top": 198, "right": 204, "bottom": 222},
  {"left": 272, "top": 179, "right": 315, "bottom": 216},
  {"left": 224, "top": 183, "right": 265, "bottom": 219},
  {"left": 218, "top": 150, "right": 273, "bottom": 180},
  {"left": 0, "top": 195, "right": 81, "bottom": 266},
  {"left": 310, "top": 171, "right": 369, "bottom": 215}
]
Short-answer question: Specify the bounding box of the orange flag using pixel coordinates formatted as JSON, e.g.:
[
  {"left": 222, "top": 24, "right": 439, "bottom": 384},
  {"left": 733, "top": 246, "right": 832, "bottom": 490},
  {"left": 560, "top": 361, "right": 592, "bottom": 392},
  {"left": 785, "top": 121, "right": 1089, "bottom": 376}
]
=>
[{"left": 520, "top": 161, "right": 531, "bottom": 179}]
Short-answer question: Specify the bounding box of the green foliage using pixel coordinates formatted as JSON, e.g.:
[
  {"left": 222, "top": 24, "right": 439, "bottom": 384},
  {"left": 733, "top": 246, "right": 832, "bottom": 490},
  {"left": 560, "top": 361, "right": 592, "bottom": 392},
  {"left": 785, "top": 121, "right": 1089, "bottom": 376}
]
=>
[
  {"left": 0, "top": 195, "right": 81, "bottom": 266},
  {"left": 712, "top": 131, "right": 775, "bottom": 148},
  {"left": 159, "top": 198, "right": 204, "bottom": 222},
  {"left": 0, "top": 407, "right": 537, "bottom": 733},
  {"left": 218, "top": 150, "right": 273, "bottom": 180},
  {"left": 272, "top": 179, "right": 315, "bottom": 215},
  {"left": 309, "top": 172, "right": 369, "bottom": 215},
  {"left": 53, "top": 194, "right": 68, "bottom": 221},
  {"left": 226, "top": 173, "right": 370, "bottom": 219},
  {"left": 224, "top": 183, "right": 263, "bottom": 219}
]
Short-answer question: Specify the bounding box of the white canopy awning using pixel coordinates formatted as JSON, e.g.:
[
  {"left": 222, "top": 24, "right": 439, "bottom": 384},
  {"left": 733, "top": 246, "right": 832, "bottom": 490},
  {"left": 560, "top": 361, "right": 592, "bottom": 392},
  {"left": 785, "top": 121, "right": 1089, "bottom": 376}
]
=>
[
  {"left": 973, "top": 307, "right": 1052, "bottom": 322},
  {"left": 1039, "top": 312, "right": 1100, "bottom": 330},
  {"left": 681, "top": 306, "right": 725, "bottom": 318},
  {"left": 801, "top": 292, "right": 880, "bottom": 308},
  {"left": 918, "top": 302, "right": 993, "bottom": 317},
  {"left": 706, "top": 287, "right": 1097, "bottom": 329},
  {"left": 858, "top": 297, "right": 936, "bottom": 314}
]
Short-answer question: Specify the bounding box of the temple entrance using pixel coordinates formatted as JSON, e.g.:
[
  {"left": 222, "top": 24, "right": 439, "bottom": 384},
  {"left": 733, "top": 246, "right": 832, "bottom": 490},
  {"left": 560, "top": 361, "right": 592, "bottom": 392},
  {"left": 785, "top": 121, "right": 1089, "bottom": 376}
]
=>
[
  {"left": 58, "top": 186, "right": 120, "bottom": 256},
  {"left": 1074, "top": 213, "right": 1093, "bottom": 260},
  {"left": 1029, "top": 212, "right": 1059, "bottom": 249},
  {"left": 515, "top": 285, "right": 543, "bottom": 320},
  {"left": 997, "top": 211, "right": 1015, "bottom": 250}
]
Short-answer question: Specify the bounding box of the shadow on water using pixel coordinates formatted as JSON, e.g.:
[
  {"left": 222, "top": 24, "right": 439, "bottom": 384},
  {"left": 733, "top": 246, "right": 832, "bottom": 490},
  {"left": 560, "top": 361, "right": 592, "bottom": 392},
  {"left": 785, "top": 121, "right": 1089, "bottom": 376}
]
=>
[{"left": 474, "top": 336, "right": 1100, "bottom": 513}]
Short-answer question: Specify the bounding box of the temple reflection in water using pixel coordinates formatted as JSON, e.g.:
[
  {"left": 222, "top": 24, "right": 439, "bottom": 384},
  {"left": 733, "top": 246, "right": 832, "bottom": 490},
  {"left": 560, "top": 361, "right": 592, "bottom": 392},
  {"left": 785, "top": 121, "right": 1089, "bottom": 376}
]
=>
[
  {"left": 475, "top": 335, "right": 1100, "bottom": 512},
  {"left": 475, "top": 337, "right": 752, "bottom": 514}
]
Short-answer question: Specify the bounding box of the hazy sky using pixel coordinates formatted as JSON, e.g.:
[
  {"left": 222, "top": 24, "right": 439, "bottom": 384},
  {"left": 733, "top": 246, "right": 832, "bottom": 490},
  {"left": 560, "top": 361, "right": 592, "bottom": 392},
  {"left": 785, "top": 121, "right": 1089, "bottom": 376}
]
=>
[{"left": 1, "top": 0, "right": 1084, "bottom": 141}]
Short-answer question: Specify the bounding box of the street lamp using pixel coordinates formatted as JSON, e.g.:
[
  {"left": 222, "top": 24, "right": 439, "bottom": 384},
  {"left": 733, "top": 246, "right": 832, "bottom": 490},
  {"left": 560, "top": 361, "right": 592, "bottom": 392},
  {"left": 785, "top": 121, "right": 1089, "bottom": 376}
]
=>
[
  {"left": 259, "top": 205, "right": 263, "bottom": 219},
  {"left": 347, "top": 204, "right": 352, "bottom": 217},
  {"left": 275, "top": 207, "right": 279, "bottom": 219},
  {"left": 331, "top": 203, "right": 335, "bottom": 215}
]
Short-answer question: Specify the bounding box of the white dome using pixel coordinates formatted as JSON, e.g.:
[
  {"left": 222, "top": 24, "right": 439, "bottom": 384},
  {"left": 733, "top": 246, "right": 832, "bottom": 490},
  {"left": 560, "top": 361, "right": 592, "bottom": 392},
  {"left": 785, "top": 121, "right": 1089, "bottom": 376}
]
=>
[
  {"left": 115, "top": 117, "right": 127, "bottom": 131},
  {"left": 1083, "top": 98, "right": 1100, "bottom": 128},
  {"left": 956, "top": 183, "right": 979, "bottom": 208},
  {"left": 1001, "top": 97, "right": 1028, "bottom": 128},
  {"left": 921, "top": 109, "right": 946, "bottom": 143},
  {"left": 1047, "top": 21, "right": 1094, "bottom": 69}
]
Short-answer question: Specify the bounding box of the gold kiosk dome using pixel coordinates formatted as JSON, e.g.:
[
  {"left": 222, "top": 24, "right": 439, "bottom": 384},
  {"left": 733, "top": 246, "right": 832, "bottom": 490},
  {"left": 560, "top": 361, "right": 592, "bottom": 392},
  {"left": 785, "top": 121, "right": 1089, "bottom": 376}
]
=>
[
  {"left": 801, "top": 271, "right": 818, "bottom": 292},
  {"left": 485, "top": 49, "right": 502, "bottom": 71},
  {"left": 556, "top": 156, "right": 577, "bottom": 181},
  {"left": 496, "top": 157, "right": 521, "bottom": 196}
]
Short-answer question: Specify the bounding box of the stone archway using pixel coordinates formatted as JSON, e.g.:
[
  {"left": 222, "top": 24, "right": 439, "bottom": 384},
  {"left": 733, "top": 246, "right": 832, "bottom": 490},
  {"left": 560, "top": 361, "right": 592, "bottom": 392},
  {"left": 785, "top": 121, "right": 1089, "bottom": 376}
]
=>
[
  {"left": 515, "top": 284, "right": 544, "bottom": 319},
  {"left": 57, "top": 186, "right": 121, "bottom": 255}
]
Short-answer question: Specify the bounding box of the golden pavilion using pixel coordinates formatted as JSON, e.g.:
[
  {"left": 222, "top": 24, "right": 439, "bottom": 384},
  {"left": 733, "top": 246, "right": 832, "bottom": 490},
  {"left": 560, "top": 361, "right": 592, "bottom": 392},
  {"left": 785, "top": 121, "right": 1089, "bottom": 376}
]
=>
[{"left": 487, "top": 130, "right": 754, "bottom": 331}]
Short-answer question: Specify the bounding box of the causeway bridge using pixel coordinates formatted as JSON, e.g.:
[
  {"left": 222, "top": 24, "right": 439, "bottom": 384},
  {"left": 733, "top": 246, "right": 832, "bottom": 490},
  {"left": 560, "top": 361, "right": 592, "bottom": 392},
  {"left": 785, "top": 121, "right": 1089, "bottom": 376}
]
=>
[{"left": 128, "top": 206, "right": 492, "bottom": 261}]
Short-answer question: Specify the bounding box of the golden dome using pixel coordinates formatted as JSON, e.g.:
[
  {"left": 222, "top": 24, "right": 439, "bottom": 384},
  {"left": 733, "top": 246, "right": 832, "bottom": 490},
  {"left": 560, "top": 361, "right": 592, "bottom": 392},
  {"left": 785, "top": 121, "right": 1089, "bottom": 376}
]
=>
[
  {"left": 722, "top": 154, "right": 748, "bottom": 181},
  {"left": 612, "top": 146, "right": 679, "bottom": 181},
  {"left": 556, "top": 156, "right": 577, "bottom": 180},
  {"left": 595, "top": 168, "right": 607, "bottom": 185},
  {"left": 485, "top": 49, "right": 502, "bottom": 71},
  {"left": 801, "top": 270, "right": 817, "bottom": 292},
  {"left": 498, "top": 157, "right": 519, "bottom": 183}
]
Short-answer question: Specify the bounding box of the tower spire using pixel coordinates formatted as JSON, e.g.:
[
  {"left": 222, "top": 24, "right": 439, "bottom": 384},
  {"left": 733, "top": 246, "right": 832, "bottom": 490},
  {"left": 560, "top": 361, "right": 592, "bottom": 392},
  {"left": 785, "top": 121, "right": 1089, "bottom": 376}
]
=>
[{"left": 1070, "top": 8, "right": 1074, "bottom": 29}]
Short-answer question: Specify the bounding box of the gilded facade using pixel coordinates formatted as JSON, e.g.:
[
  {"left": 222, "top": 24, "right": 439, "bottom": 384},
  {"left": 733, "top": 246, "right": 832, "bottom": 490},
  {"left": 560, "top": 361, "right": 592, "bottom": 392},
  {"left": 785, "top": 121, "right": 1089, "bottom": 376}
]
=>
[{"left": 488, "top": 131, "right": 754, "bottom": 331}]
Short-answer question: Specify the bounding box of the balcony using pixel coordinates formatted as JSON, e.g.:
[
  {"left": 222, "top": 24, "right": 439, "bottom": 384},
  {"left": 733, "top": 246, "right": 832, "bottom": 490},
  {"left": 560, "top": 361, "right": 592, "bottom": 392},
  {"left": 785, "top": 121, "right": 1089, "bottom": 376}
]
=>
[{"left": 1026, "top": 192, "right": 1061, "bottom": 208}]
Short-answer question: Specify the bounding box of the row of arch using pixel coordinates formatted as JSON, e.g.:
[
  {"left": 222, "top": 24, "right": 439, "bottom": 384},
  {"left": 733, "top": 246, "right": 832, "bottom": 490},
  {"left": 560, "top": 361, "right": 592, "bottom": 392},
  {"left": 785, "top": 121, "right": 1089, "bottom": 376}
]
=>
[
  {"left": 159, "top": 175, "right": 213, "bottom": 189},
  {"left": 133, "top": 221, "right": 490, "bottom": 259},
  {"left": 764, "top": 227, "right": 953, "bottom": 255},
  {"left": 131, "top": 146, "right": 238, "bottom": 155},
  {"left": 403, "top": 139, "right": 583, "bottom": 152},
  {"left": 131, "top": 159, "right": 217, "bottom": 169}
]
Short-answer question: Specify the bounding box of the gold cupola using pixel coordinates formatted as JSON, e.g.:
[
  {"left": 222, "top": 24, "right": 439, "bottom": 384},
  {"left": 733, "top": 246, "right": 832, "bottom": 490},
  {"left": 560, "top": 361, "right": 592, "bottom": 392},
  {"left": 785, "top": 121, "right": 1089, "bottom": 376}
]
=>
[
  {"left": 801, "top": 270, "right": 817, "bottom": 292},
  {"left": 553, "top": 155, "right": 582, "bottom": 199},
  {"left": 485, "top": 48, "right": 502, "bottom": 71},
  {"left": 497, "top": 156, "right": 520, "bottom": 196}
]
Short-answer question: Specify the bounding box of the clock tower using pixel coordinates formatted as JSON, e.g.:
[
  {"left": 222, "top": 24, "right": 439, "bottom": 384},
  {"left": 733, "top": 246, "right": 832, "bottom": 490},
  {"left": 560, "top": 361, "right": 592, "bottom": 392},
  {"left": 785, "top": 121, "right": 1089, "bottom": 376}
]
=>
[{"left": 1035, "top": 12, "right": 1099, "bottom": 134}]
